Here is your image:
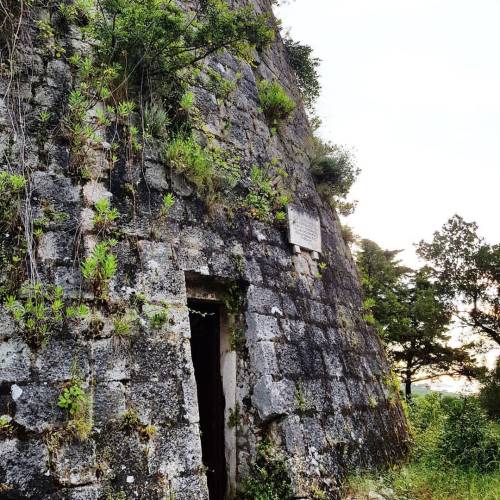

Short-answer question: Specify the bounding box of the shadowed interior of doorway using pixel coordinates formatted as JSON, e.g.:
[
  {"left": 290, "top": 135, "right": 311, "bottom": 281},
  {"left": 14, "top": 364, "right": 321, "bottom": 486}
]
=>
[{"left": 189, "top": 299, "right": 228, "bottom": 500}]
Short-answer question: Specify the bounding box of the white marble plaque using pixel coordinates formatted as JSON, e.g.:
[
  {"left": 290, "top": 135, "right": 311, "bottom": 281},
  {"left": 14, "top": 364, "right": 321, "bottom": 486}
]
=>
[{"left": 287, "top": 206, "right": 322, "bottom": 253}]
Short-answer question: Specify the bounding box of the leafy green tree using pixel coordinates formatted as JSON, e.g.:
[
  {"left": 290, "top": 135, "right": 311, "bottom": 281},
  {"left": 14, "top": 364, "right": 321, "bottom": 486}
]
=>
[
  {"left": 92, "top": 0, "right": 275, "bottom": 92},
  {"left": 283, "top": 36, "right": 321, "bottom": 109},
  {"left": 479, "top": 359, "right": 500, "bottom": 421},
  {"left": 417, "top": 215, "right": 500, "bottom": 347},
  {"left": 358, "top": 239, "right": 478, "bottom": 398}
]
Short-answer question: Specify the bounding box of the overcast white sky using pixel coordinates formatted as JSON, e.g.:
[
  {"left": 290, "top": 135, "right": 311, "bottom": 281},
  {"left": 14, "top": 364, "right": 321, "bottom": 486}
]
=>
[{"left": 276, "top": 0, "right": 500, "bottom": 267}]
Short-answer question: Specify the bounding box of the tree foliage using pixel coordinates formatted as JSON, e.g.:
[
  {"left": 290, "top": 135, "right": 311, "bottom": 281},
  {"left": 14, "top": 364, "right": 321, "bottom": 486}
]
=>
[
  {"left": 480, "top": 359, "right": 500, "bottom": 421},
  {"left": 417, "top": 215, "right": 500, "bottom": 347},
  {"left": 283, "top": 36, "right": 321, "bottom": 109},
  {"left": 357, "top": 239, "right": 478, "bottom": 397},
  {"left": 89, "top": 0, "right": 275, "bottom": 114}
]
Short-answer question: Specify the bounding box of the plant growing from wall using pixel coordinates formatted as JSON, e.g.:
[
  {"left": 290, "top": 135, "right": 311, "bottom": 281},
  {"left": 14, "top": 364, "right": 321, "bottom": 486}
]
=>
[
  {"left": 0, "top": 417, "right": 13, "bottom": 438},
  {"left": 120, "top": 408, "right": 141, "bottom": 432},
  {"left": 0, "top": 171, "right": 26, "bottom": 229},
  {"left": 227, "top": 403, "right": 241, "bottom": 429},
  {"left": 112, "top": 309, "right": 138, "bottom": 337},
  {"left": 238, "top": 441, "right": 293, "bottom": 500},
  {"left": 315, "top": 262, "right": 328, "bottom": 279},
  {"left": 93, "top": 198, "right": 119, "bottom": 233},
  {"left": 164, "top": 134, "right": 215, "bottom": 195},
  {"left": 161, "top": 193, "right": 175, "bottom": 218},
  {"left": 145, "top": 302, "right": 170, "bottom": 329},
  {"left": 58, "top": 377, "right": 92, "bottom": 440},
  {"left": 164, "top": 133, "right": 241, "bottom": 198},
  {"left": 229, "top": 327, "right": 246, "bottom": 353},
  {"left": 5, "top": 283, "right": 88, "bottom": 348},
  {"left": 57, "top": 0, "right": 94, "bottom": 25},
  {"left": 143, "top": 101, "right": 171, "bottom": 139},
  {"left": 81, "top": 240, "right": 117, "bottom": 299},
  {"left": 295, "top": 381, "right": 311, "bottom": 415},
  {"left": 310, "top": 139, "right": 360, "bottom": 216},
  {"left": 310, "top": 485, "right": 327, "bottom": 500},
  {"left": 119, "top": 407, "right": 156, "bottom": 438},
  {"left": 63, "top": 58, "right": 122, "bottom": 175},
  {"left": 382, "top": 370, "right": 402, "bottom": 406},
  {"left": 244, "top": 164, "right": 290, "bottom": 222},
  {"left": 201, "top": 67, "right": 242, "bottom": 102},
  {"left": 0, "top": 172, "right": 27, "bottom": 301},
  {"left": 91, "top": 0, "right": 275, "bottom": 93},
  {"left": 283, "top": 36, "right": 321, "bottom": 110},
  {"left": 257, "top": 80, "right": 296, "bottom": 128}
]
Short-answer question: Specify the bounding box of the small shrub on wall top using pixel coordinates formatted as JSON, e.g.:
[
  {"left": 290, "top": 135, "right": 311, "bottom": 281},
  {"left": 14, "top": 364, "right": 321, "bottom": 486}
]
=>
[
  {"left": 257, "top": 80, "right": 296, "bottom": 127},
  {"left": 310, "top": 138, "right": 360, "bottom": 216},
  {"left": 283, "top": 36, "right": 321, "bottom": 110}
]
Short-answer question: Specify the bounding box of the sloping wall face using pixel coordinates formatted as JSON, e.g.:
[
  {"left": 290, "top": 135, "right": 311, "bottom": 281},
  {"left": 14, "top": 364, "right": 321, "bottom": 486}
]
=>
[{"left": 0, "top": 1, "right": 408, "bottom": 498}]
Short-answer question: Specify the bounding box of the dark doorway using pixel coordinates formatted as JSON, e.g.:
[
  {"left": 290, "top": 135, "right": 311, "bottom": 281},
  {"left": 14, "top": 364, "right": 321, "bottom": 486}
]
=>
[{"left": 188, "top": 300, "right": 227, "bottom": 500}]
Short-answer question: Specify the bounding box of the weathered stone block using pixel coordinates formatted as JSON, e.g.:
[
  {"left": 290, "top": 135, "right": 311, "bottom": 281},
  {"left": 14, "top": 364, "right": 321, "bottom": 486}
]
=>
[
  {"left": 128, "top": 379, "right": 181, "bottom": 424},
  {"left": 46, "top": 59, "right": 72, "bottom": 88},
  {"left": 328, "top": 376, "right": 352, "bottom": 410},
  {"left": 0, "top": 337, "right": 30, "bottom": 383},
  {"left": 181, "top": 371, "right": 200, "bottom": 424},
  {"left": 13, "top": 383, "right": 63, "bottom": 432},
  {"left": 53, "top": 440, "right": 97, "bottom": 486},
  {"left": 276, "top": 343, "right": 302, "bottom": 378},
  {"left": 170, "top": 474, "right": 209, "bottom": 500},
  {"left": 37, "top": 231, "right": 61, "bottom": 263},
  {"left": 82, "top": 180, "right": 112, "bottom": 207},
  {"left": 53, "top": 266, "right": 83, "bottom": 298},
  {"left": 135, "top": 241, "right": 185, "bottom": 304},
  {"left": 93, "top": 338, "right": 130, "bottom": 382},
  {"left": 148, "top": 424, "right": 204, "bottom": 478},
  {"left": 144, "top": 160, "right": 169, "bottom": 190},
  {"left": 131, "top": 337, "right": 186, "bottom": 382},
  {"left": 246, "top": 286, "right": 282, "bottom": 315},
  {"left": 31, "top": 172, "right": 80, "bottom": 205},
  {"left": 252, "top": 375, "right": 295, "bottom": 421},
  {"left": 283, "top": 415, "right": 305, "bottom": 455},
  {"left": 168, "top": 305, "right": 192, "bottom": 338},
  {"left": 245, "top": 312, "right": 280, "bottom": 342},
  {"left": 35, "top": 338, "right": 90, "bottom": 382},
  {"left": 248, "top": 341, "right": 279, "bottom": 376},
  {"left": 0, "top": 439, "right": 49, "bottom": 491},
  {"left": 56, "top": 486, "right": 100, "bottom": 500},
  {"left": 93, "top": 381, "right": 127, "bottom": 427}
]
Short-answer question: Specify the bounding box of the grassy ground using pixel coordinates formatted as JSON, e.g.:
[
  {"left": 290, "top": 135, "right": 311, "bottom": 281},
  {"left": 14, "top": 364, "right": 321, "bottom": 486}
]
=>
[
  {"left": 345, "top": 395, "right": 500, "bottom": 499},
  {"left": 345, "top": 465, "right": 500, "bottom": 499}
]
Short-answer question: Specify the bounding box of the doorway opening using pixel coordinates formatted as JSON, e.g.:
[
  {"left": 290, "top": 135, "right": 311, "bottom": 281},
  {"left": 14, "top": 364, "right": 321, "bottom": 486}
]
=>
[{"left": 189, "top": 299, "right": 228, "bottom": 500}]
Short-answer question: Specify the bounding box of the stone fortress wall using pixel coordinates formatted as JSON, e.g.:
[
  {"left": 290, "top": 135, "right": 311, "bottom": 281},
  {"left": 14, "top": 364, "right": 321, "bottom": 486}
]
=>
[{"left": 0, "top": 0, "right": 408, "bottom": 498}]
